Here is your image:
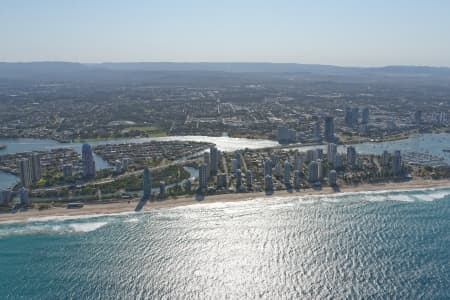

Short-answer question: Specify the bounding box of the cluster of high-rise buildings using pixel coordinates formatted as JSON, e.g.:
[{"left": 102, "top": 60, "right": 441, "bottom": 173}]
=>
[
  {"left": 277, "top": 127, "right": 297, "bottom": 144},
  {"left": 381, "top": 150, "right": 403, "bottom": 176},
  {"left": 198, "top": 147, "right": 258, "bottom": 194},
  {"left": 2, "top": 151, "right": 62, "bottom": 206},
  {"left": 18, "top": 143, "right": 97, "bottom": 186},
  {"left": 345, "top": 106, "right": 369, "bottom": 127},
  {"left": 16, "top": 153, "right": 41, "bottom": 187},
  {"left": 200, "top": 145, "right": 220, "bottom": 189},
  {"left": 414, "top": 110, "right": 449, "bottom": 126},
  {"left": 262, "top": 143, "right": 403, "bottom": 192},
  {"left": 1, "top": 144, "right": 97, "bottom": 207},
  {"left": 200, "top": 146, "right": 224, "bottom": 192},
  {"left": 306, "top": 147, "right": 336, "bottom": 186},
  {"left": 2, "top": 136, "right": 408, "bottom": 208},
  {"left": 278, "top": 115, "right": 336, "bottom": 145},
  {"left": 262, "top": 146, "right": 337, "bottom": 192}
]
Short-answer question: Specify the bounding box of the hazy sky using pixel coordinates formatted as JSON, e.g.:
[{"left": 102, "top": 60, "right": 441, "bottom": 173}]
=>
[{"left": 1, "top": 0, "right": 450, "bottom": 66}]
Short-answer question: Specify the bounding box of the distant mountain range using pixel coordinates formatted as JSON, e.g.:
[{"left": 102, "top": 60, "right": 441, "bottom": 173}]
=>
[
  {"left": 1, "top": 61, "right": 449, "bottom": 81},
  {"left": 96, "top": 62, "right": 450, "bottom": 75}
]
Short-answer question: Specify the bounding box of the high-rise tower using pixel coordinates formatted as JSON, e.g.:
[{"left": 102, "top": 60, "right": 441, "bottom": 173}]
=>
[{"left": 82, "top": 143, "right": 96, "bottom": 178}]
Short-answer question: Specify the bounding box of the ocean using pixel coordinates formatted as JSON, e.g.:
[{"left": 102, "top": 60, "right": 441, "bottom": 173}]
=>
[{"left": 0, "top": 187, "right": 449, "bottom": 299}]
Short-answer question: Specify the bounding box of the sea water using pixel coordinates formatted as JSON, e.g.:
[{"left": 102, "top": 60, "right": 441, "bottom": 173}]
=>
[{"left": 0, "top": 187, "right": 449, "bottom": 299}]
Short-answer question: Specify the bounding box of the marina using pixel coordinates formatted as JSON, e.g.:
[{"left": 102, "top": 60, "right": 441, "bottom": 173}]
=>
[{"left": 403, "top": 152, "right": 447, "bottom": 167}]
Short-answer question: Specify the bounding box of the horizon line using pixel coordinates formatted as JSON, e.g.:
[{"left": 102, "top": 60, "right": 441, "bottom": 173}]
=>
[{"left": 1, "top": 60, "right": 450, "bottom": 69}]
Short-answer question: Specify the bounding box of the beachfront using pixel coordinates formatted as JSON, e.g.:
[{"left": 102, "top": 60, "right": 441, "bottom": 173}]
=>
[{"left": 1, "top": 179, "right": 449, "bottom": 224}]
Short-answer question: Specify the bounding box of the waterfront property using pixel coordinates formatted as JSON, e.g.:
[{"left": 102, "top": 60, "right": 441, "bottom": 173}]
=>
[
  {"left": 93, "top": 140, "right": 214, "bottom": 171},
  {"left": 1, "top": 133, "right": 450, "bottom": 209}
]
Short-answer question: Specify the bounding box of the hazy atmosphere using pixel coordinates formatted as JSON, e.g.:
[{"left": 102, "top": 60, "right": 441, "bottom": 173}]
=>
[
  {"left": 1, "top": 2, "right": 450, "bottom": 299},
  {"left": 2, "top": 0, "right": 450, "bottom": 66}
]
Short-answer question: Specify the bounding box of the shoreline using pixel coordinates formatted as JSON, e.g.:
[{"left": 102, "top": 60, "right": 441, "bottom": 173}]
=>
[{"left": 1, "top": 179, "right": 450, "bottom": 224}]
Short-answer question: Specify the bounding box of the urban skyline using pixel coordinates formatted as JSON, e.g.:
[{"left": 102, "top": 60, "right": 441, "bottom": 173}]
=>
[{"left": 2, "top": 2, "right": 450, "bottom": 299}]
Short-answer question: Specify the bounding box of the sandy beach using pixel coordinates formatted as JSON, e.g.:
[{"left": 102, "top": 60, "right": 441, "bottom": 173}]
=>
[{"left": 1, "top": 179, "right": 450, "bottom": 223}]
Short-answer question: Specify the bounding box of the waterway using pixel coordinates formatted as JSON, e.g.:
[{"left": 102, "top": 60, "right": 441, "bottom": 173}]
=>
[
  {"left": 290, "top": 133, "right": 450, "bottom": 164},
  {"left": 2, "top": 134, "right": 450, "bottom": 190},
  {"left": 0, "top": 136, "right": 278, "bottom": 189}
]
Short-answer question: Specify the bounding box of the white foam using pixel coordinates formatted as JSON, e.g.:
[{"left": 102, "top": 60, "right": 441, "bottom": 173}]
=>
[
  {"left": 2, "top": 186, "right": 449, "bottom": 229},
  {"left": 167, "top": 186, "right": 450, "bottom": 212},
  {"left": 0, "top": 221, "right": 109, "bottom": 237},
  {"left": 124, "top": 218, "right": 139, "bottom": 223},
  {"left": 69, "top": 222, "right": 108, "bottom": 233},
  {"left": 0, "top": 210, "right": 137, "bottom": 225},
  {"left": 414, "top": 191, "right": 450, "bottom": 201},
  {"left": 388, "top": 194, "right": 415, "bottom": 202},
  {"left": 51, "top": 225, "right": 62, "bottom": 231},
  {"left": 265, "top": 202, "right": 296, "bottom": 209}
]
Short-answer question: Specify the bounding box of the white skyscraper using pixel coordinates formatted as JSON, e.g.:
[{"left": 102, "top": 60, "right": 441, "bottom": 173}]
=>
[
  {"left": 347, "top": 146, "right": 357, "bottom": 169},
  {"left": 317, "top": 159, "right": 323, "bottom": 180},
  {"left": 327, "top": 143, "right": 337, "bottom": 166},
  {"left": 17, "top": 158, "right": 33, "bottom": 187}
]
